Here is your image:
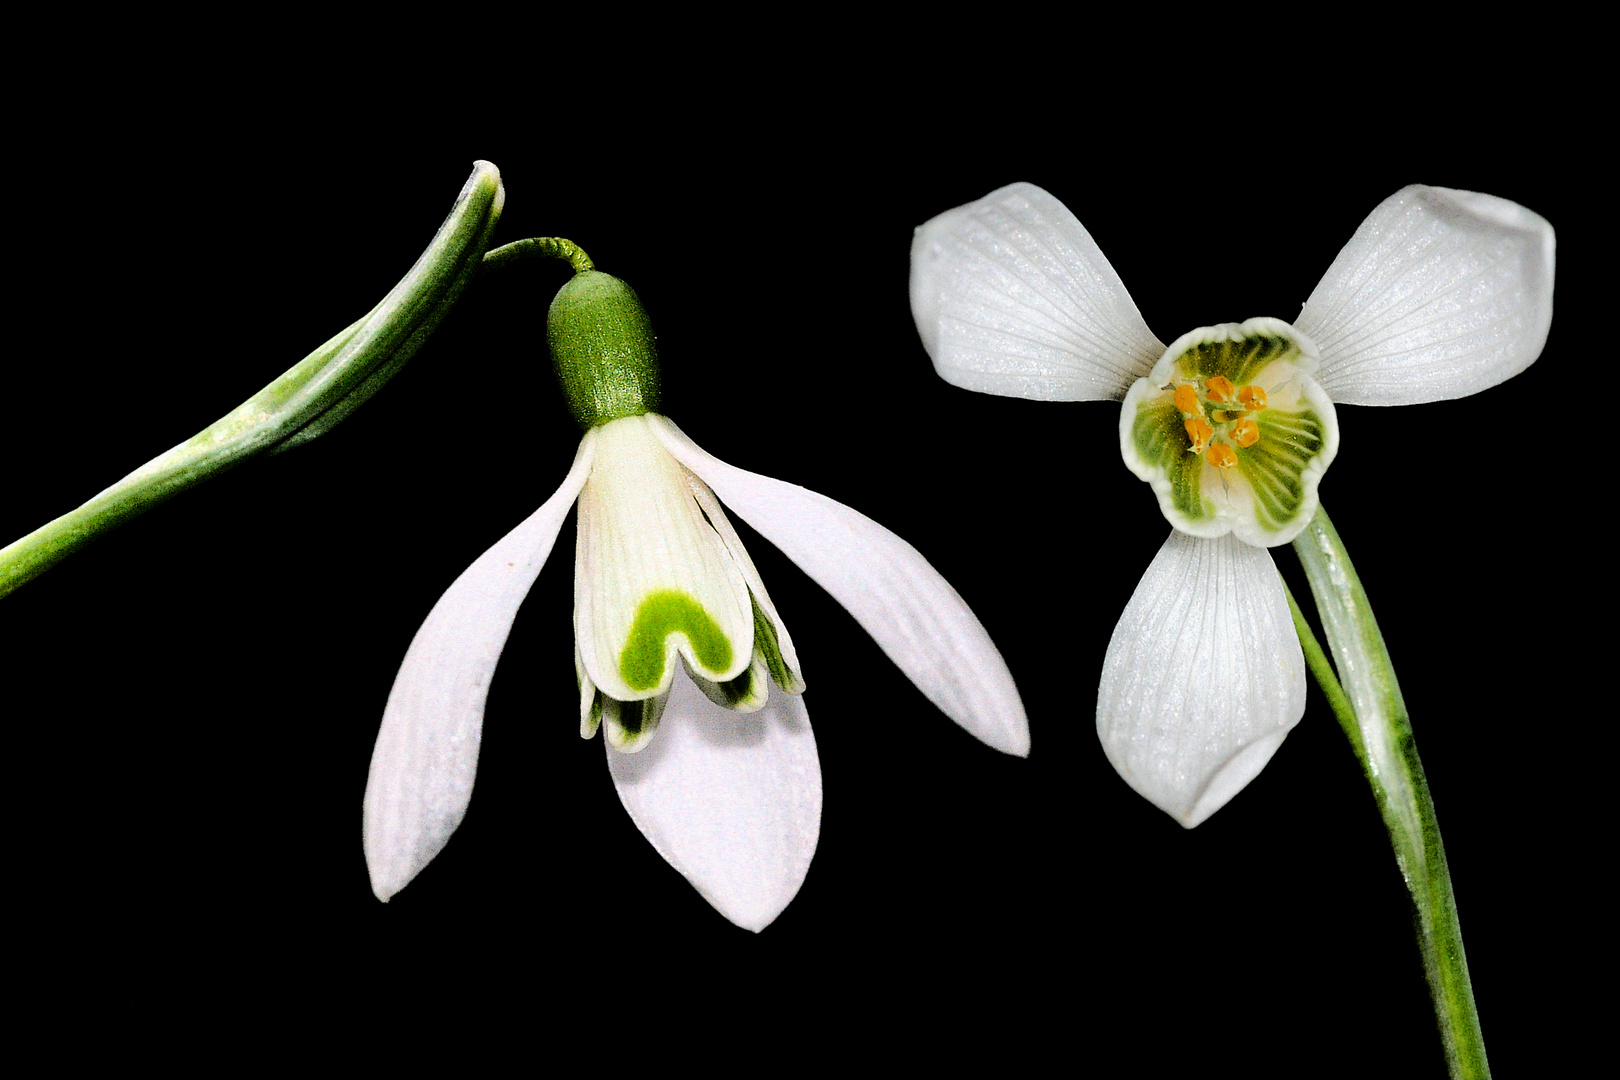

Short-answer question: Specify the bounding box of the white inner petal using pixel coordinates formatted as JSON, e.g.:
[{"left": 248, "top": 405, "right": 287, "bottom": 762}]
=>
[
  {"left": 574, "top": 414, "right": 754, "bottom": 701},
  {"left": 648, "top": 414, "right": 1029, "bottom": 757},
  {"left": 1119, "top": 319, "right": 1339, "bottom": 548},
  {"left": 687, "top": 476, "right": 804, "bottom": 692}
]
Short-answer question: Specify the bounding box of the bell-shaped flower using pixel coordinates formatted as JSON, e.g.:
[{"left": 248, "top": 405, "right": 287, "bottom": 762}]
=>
[
  {"left": 911, "top": 182, "right": 1552, "bottom": 826},
  {"left": 365, "top": 252, "right": 1028, "bottom": 931}
]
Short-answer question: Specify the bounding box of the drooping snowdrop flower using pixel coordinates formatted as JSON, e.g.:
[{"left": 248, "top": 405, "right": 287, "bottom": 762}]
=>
[
  {"left": 365, "top": 244, "right": 1028, "bottom": 931},
  {"left": 910, "top": 182, "right": 1552, "bottom": 827}
]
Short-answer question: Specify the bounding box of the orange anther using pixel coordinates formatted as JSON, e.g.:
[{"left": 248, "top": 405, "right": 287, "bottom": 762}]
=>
[
  {"left": 1174, "top": 383, "right": 1201, "bottom": 414},
  {"left": 1238, "top": 384, "right": 1268, "bottom": 410},
  {"left": 1184, "top": 416, "right": 1214, "bottom": 454},
  {"left": 1232, "top": 418, "right": 1260, "bottom": 447},
  {"left": 1205, "top": 376, "right": 1235, "bottom": 402},
  {"left": 1208, "top": 442, "right": 1238, "bottom": 469}
]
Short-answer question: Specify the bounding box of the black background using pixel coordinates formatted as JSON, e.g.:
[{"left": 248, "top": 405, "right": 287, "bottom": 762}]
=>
[{"left": 2, "top": 69, "right": 1594, "bottom": 1072}]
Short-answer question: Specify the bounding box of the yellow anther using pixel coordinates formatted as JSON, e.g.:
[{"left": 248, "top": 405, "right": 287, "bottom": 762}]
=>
[
  {"left": 1184, "top": 416, "right": 1214, "bottom": 454},
  {"left": 1238, "top": 384, "right": 1268, "bottom": 410},
  {"left": 1232, "top": 418, "right": 1260, "bottom": 447},
  {"left": 1205, "top": 376, "right": 1235, "bottom": 402},
  {"left": 1208, "top": 442, "right": 1238, "bottom": 469},
  {"left": 1173, "top": 383, "right": 1201, "bottom": 414}
]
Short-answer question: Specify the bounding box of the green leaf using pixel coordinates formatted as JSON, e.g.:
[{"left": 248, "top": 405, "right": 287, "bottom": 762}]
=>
[{"left": 1, "top": 161, "right": 505, "bottom": 599}]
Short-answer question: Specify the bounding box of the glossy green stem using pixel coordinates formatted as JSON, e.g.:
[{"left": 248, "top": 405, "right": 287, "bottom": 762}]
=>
[
  {"left": 0, "top": 161, "right": 504, "bottom": 599},
  {"left": 1291, "top": 505, "right": 1489, "bottom": 1079}
]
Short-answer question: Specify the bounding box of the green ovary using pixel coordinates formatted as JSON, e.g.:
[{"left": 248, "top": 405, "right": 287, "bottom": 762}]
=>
[{"left": 619, "top": 589, "right": 735, "bottom": 691}]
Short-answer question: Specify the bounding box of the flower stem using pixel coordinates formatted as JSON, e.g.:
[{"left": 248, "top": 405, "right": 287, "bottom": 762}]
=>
[
  {"left": 481, "top": 236, "right": 594, "bottom": 275},
  {"left": 1290, "top": 505, "right": 1489, "bottom": 1079}
]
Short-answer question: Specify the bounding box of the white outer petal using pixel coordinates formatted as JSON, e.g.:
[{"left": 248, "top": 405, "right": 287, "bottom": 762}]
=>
[
  {"left": 910, "top": 181, "right": 1164, "bottom": 401},
  {"left": 649, "top": 416, "right": 1029, "bottom": 757},
  {"left": 362, "top": 435, "right": 595, "bottom": 901},
  {"left": 1296, "top": 185, "right": 1555, "bottom": 405},
  {"left": 1097, "top": 531, "right": 1305, "bottom": 828},
  {"left": 608, "top": 664, "right": 821, "bottom": 933}
]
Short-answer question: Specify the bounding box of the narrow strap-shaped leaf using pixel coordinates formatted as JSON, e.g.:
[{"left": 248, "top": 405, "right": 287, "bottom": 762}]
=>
[{"left": 1, "top": 160, "right": 505, "bottom": 599}]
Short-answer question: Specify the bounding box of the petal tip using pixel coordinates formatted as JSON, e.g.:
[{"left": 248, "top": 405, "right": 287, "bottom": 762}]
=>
[
  {"left": 710, "top": 895, "right": 790, "bottom": 934},
  {"left": 605, "top": 726, "right": 656, "bottom": 753},
  {"left": 364, "top": 854, "right": 410, "bottom": 903},
  {"left": 988, "top": 719, "right": 1031, "bottom": 759}
]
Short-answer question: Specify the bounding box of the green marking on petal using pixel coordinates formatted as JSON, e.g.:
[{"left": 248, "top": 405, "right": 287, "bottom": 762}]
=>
[
  {"left": 718, "top": 665, "right": 756, "bottom": 706},
  {"left": 687, "top": 652, "right": 771, "bottom": 713},
  {"left": 617, "top": 697, "right": 648, "bottom": 735},
  {"left": 1236, "top": 408, "right": 1327, "bottom": 533},
  {"left": 580, "top": 688, "right": 603, "bottom": 739},
  {"left": 1131, "top": 401, "right": 1213, "bottom": 522},
  {"left": 751, "top": 593, "right": 800, "bottom": 691},
  {"left": 1184, "top": 329, "right": 1299, "bottom": 385},
  {"left": 618, "top": 589, "right": 735, "bottom": 691},
  {"left": 576, "top": 648, "right": 602, "bottom": 739},
  {"left": 603, "top": 689, "right": 668, "bottom": 752}
]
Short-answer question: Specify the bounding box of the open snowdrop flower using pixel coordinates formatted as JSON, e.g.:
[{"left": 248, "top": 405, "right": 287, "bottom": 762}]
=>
[
  {"left": 365, "top": 241, "right": 1028, "bottom": 931},
  {"left": 911, "top": 182, "right": 1552, "bottom": 827}
]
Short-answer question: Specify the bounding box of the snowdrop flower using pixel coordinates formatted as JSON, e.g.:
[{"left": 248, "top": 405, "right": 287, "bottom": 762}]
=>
[
  {"left": 365, "top": 247, "right": 1028, "bottom": 931},
  {"left": 911, "top": 182, "right": 1551, "bottom": 826}
]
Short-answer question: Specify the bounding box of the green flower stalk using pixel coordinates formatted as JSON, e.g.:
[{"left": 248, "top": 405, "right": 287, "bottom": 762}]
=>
[
  {"left": 910, "top": 181, "right": 1553, "bottom": 1077},
  {"left": 0, "top": 160, "right": 505, "bottom": 599},
  {"left": 1289, "top": 509, "right": 1486, "bottom": 1076}
]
